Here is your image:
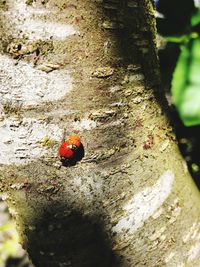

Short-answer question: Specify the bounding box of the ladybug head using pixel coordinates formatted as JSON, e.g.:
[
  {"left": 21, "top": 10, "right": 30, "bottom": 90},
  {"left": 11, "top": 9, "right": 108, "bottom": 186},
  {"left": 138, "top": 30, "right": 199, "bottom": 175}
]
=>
[
  {"left": 68, "top": 135, "right": 81, "bottom": 148},
  {"left": 67, "top": 143, "right": 78, "bottom": 151}
]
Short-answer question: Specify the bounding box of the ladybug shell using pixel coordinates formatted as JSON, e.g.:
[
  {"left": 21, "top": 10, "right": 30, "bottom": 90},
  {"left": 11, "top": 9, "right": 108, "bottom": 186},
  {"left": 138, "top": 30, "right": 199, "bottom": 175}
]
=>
[
  {"left": 68, "top": 135, "right": 81, "bottom": 148},
  {"left": 59, "top": 141, "right": 75, "bottom": 159}
]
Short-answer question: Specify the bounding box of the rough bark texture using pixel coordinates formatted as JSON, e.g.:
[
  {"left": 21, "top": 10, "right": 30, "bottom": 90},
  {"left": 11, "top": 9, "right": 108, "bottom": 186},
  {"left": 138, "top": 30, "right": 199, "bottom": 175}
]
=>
[{"left": 0, "top": 0, "right": 200, "bottom": 266}]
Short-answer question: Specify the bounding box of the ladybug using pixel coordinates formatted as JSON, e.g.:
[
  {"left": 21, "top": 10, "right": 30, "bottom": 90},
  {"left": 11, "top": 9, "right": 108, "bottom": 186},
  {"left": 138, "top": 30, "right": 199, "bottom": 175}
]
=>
[
  {"left": 59, "top": 141, "right": 75, "bottom": 159},
  {"left": 59, "top": 135, "right": 82, "bottom": 160}
]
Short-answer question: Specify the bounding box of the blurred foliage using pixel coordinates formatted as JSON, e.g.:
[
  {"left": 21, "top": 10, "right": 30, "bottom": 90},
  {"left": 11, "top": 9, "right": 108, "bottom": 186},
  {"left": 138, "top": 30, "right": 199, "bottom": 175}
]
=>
[
  {"left": 0, "top": 197, "right": 32, "bottom": 267},
  {"left": 0, "top": 223, "right": 19, "bottom": 265},
  {"left": 171, "top": 7, "right": 200, "bottom": 126},
  {"left": 172, "top": 38, "right": 200, "bottom": 126},
  {"left": 156, "top": 0, "right": 200, "bottom": 126},
  {"left": 191, "top": 8, "right": 200, "bottom": 26},
  {"left": 0, "top": 210, "right": 19, "bottom": 266},
  {"left": 156, "top": 0, "right": 200, "bottom": 188}
]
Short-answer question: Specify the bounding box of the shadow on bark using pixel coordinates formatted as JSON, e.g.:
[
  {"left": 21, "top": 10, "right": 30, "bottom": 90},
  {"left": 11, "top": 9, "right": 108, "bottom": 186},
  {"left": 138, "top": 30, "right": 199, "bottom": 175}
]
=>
[
  {"left": 98, "top": 0, "right": 159, "bottom": 83},
  {"left": 96, "top": 0, "right": 174, "bottom": 120},
  {"left": 26, "top": 206, "right": 120, "bottom": 267}
]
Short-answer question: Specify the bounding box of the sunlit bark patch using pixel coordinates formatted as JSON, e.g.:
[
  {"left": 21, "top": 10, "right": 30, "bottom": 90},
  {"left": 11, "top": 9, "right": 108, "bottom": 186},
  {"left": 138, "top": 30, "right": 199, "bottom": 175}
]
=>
[
  {"left": 187, "top": 242, "right": 200, "bottom": 262},
  {"left": 182, "top": 222, "right": 200, "bottom": 243},
  {"left": 72, "top": 119, "right": 97, "bottom": 131},
  {"left": 0, "top": 55, "right": 73, "bottom": 105},
  {"left": 112, "top": 171, "right": 174, "bottom": 234},
  {"left": 15, "top": 20, "right": 77, "bottom": 40},
  {"left": 3, "top": 0, "right": 77, "bottom": 40},
  {"left": 0, "top": 117, "right": 62, "bottom": 165},
  {"left": 164, "top": 251, "right": 176, "bottom": 264}
]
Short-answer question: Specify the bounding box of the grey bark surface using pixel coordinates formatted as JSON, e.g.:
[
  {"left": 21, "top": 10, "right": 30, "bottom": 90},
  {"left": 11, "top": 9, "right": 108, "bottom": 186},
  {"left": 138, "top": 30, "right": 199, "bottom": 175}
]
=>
[{"left": 0, "top": 0, "right": 200, "bottom": 267}]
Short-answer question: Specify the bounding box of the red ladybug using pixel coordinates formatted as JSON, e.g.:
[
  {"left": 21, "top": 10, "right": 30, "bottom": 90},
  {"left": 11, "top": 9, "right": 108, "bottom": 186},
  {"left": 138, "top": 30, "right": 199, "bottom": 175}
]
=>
[
  {"left": 59, "top": 135, "right": 82, "bottom": 160},
  {"left": 59, "top": 141, "right": 75, "bottom": 159}
]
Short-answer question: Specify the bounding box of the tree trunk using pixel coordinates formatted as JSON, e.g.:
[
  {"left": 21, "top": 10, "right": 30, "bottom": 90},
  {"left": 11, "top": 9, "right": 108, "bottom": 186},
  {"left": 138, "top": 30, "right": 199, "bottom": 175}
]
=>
[{"left": 0, "top": 0, "right": 200, "bottom": 266}]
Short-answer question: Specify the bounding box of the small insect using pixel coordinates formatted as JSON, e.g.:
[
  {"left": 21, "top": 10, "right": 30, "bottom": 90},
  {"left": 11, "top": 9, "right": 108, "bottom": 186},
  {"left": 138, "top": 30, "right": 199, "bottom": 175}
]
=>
[
  {"left": 59, "top": 135, "right": 83, "bottom": 164},
  {"left": 59, "top": 141, "right": 76, "bottom": 159}
]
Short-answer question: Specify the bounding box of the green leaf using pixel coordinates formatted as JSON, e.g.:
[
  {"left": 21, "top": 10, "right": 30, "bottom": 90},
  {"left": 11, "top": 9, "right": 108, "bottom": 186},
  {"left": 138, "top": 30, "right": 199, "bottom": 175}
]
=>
[
  {"left": 165, "top": 34, "right": 190, "bottom": 43},
  {"left": 191, "top": 9, "right": 200, "bottom": 26},
  {"left": 165, "top": 32, "right": 199, "bottom": 44},
  {"left": 172, "top": 38, "right": 200, "bottom": 126}
]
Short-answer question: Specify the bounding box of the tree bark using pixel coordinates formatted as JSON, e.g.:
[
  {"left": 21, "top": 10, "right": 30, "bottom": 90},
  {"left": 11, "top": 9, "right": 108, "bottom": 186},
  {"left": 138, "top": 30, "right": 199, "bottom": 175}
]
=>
[{"left": 0, "top": 0, "right": 200, "bottom": 266}]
